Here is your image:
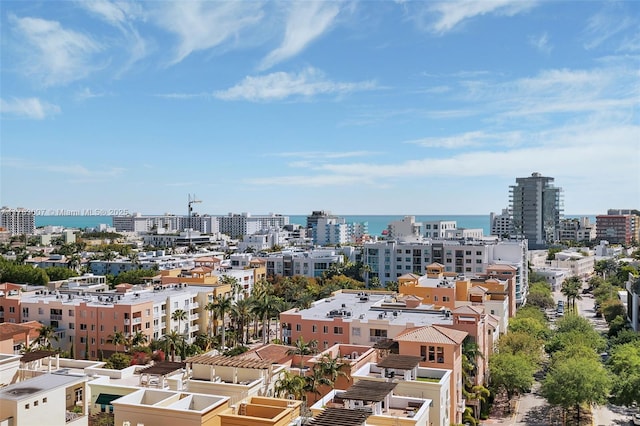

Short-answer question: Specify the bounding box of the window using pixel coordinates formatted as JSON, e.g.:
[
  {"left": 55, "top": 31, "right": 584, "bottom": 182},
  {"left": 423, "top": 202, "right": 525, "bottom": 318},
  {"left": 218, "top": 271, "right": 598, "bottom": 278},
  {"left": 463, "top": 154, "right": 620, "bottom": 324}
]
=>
[
  {"left": 437, "top": 346, "right": 444, "bottom": 363},
  {"left": 80, "top": 324, "right": 87, "bottom": 330},
  {"left": 465, "top": 259, "right": 471, "bottom": 264},
  {"left": 434, "top": 296, "right": 438, "bottom": 302},
  {"left": 333, "top": 327, "right": 343, "bottom": 335},
  {"left": 9, "top": 306, "right": 15, "bottom": 313},
  {"left": 22, "top": 307, "right": 29, "bottom": 317},
  {"left": 146, "top": 309, "right": 151, "bottom": 316},
  {"left": 428, "top": 346, "right": 435, "bottom": 362},
  {"left": 68, "top": 309, "right": 73, "bottom": 316},
  {"left": 34, "top": 400, "right": 38, "bottom": 407},
  {"left": 312, "top": 325, "right": 317, "bottom": 333},
  {"left": 100, "top": 325, "right": 104, "bottom": 331},
  {"left": 43, "top": 398, "right": 47, "bottom": 403},
  {"left": 323, "top": 326, "right": 329, "bottom": 333},
  {"left": 476, "top": 259, "right": 482, "bottom": 264},
  {"left": 69, "top": 323, "right": 75, "bottom": 329},
  {"left": 145, "top": 322, "right": 150, "bottom": 329},
  {"left": 476, "top": 251, "right": 482, "bottom": 255},
  {"left": 296, "top": 324, "right": 301, "bottom": 332},
  {"left": 420, "top": 345, "right": 427, "bottom": 361},
  {"left": 25, "top": 403, "right": 30, "bottom": 409},
  {"left": 352, "top": 327, "right": 361, "bottom": 336},
  {"left": 75, "top": 388, "right": 83, "bottom": 403},
  {"left": 442, "top": 296, "right": 450, "bottom": 302},
  {"left": 91, "top": 324, "right": 95, "bottom": 331},
  {"left": 323, "top": 341, "right": 329, "bottom": 349}
]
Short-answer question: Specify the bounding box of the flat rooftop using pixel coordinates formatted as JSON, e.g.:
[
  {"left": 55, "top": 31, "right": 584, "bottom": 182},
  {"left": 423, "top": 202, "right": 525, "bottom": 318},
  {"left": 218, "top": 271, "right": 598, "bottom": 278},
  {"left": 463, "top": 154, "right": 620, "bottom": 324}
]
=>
[
  {"left": 19, "top": 284, "right": 212, "bottom": 307},
  {"left": 0, "top": 373, "right": 86, "bottom": 401},
  {"left": 291, "top": 292, "right": 452, "bottom": 327}
]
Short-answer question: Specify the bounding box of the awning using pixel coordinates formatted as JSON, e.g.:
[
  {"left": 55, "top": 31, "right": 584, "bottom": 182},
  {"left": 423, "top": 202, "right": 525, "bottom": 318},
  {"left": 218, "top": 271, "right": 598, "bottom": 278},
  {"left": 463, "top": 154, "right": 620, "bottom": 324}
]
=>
[{"left": 95, "top": 393, "right": 122, "bottom": 405}]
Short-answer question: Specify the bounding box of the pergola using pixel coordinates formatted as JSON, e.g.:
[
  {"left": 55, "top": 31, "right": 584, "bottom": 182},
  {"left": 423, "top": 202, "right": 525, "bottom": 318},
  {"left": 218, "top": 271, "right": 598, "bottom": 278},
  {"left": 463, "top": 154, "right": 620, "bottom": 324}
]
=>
[
  {"left": 185, "top": 354, "right": 273, "bottom": 384},
  {"left": 19, "top": 350, "right": 59, "bottom": 379},
  {"left": 339, "top": 381, "right": 397, "bottom": 415},
  {"left": 137, "top": 361, "right": 185, "bottom": 388},
  {"left": 308, "top": 407, "right": 370, "bottom": 426}
]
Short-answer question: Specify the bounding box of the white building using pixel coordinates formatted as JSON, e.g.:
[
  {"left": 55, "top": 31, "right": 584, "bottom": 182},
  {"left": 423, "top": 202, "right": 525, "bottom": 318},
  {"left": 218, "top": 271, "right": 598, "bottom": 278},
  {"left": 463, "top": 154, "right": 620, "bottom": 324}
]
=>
[
  {"left": 217, "top": 213, "right": 289, "bottom": 239},
  {"left": 423, "top": 221, "right": 457, "bottom": 239},
  {"left": 261, "top": 249, "right": 345, "bottom": 278},
  {"left": 0, "top": 372, "right": 89, "bottom": 426},
  {"left": 386, "top": 216, "right": 423, "bottom": 241},
  {"left": 0, "top": 207, "right": 35, "bottom": 236},
  {"left": 364, "top": 239, "right": 529, "bottom": 305},
  {"left": 113, "top": 213, "right": 218, "bottom": 235}
]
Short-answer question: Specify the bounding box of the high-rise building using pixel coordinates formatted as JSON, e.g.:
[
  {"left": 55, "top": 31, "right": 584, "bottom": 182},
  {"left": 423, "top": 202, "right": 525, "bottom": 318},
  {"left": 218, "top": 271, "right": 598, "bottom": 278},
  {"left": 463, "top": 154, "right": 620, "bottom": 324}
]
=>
[
  {"left": 509, "top": 172, "right": 563, "bottom": 249},
  {"left": 0, "top": 207, "right": 35, "bottom": 236}
]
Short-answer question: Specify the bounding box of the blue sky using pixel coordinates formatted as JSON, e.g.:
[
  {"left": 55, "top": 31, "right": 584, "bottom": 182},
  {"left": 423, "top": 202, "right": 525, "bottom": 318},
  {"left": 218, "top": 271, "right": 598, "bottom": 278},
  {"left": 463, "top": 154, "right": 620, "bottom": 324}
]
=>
[{"left": 1, "top": 1, "right": 638, "bottom": 216}]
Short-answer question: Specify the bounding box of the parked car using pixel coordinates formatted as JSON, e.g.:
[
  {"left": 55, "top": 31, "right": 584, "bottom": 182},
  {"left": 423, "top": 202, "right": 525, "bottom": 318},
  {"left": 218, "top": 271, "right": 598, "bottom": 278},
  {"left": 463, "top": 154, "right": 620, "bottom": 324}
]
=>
[{"left": 632, "top": 412, "right": 640, "bottom": 425}]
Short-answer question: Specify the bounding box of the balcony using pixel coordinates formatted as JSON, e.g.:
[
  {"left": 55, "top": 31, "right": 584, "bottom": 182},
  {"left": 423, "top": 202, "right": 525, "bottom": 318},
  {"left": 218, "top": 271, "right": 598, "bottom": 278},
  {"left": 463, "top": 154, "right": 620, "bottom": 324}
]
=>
[
  {"left": 50, "top": 314, "right": 63, "bottom": 321},
  {"left": 133, "top": 318, "right": 142, "bottom": 324},
  {"left": 124, "top": 319, "right": 130, "bottom": 325}
]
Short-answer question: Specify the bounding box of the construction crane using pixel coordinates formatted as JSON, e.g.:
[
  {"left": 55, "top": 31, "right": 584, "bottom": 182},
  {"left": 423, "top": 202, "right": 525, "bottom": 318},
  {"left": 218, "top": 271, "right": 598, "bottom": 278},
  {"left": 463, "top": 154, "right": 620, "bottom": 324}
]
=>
[{"left": 187, "top": 194, "right": 202, "bottom": 251}]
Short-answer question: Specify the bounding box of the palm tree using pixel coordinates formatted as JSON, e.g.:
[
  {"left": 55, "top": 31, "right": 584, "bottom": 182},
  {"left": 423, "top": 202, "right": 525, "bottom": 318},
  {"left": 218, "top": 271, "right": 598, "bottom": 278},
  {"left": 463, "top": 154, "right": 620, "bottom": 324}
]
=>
[
  {"left": 107, "top": 331, "right": 126, "bottom": 354},
  {"left": 304, "top": 366, "right": 333, "bottom": 403},
  {"left": 171, "top": 308, "right": 188, "bottom": 336},
  {"left": 220, "top": 275, "right": 242, "bottom": 301},
  {"left": 205, "top": 300, "right": 218, "bottom": 337},
  {"left": 130, "top": 330, "right": 148, "bottom": 348},
  {"left": 253, "top": 293, "right": 283, "bottom": 343},
  {"left": 232, "top": 298, "right": 251, "bottom": 345},
  {"left": 287, "top": 337, "right": 318, "bottom": 370},
  {"left": 561, "top": 276, "right": 582, "bottom": 309},
  {"left": 214, "top": 295, "right": 233, "bottom": 350},
  {"left": 162, "top": 330, "right": 183, "bottom": 362},
  {"left": 316, "top": 353, "right": 350, "bottom": 384},
  {"left": 38, "top": 325, "right": 59, "bottom": 349},
  {"left": 274, "top": 371, "right": 306, "bottom": 400}
]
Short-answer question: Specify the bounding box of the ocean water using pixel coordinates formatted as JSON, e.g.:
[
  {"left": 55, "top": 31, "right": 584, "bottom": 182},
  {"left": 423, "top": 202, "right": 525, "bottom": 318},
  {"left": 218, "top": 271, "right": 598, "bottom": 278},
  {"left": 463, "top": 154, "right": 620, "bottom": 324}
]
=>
[
  {"left": 37, "top": 214, "right": 595, "bottom": 237},
  {"left": 36, "top": 214, "right": 491, "bottom": 236}
]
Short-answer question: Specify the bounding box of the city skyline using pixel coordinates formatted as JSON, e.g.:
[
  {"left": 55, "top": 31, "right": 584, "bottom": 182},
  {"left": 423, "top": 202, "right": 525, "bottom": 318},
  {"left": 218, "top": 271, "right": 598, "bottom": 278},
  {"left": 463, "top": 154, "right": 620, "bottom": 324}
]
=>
[{"left": 1, "top": 1, "right": 638, "bottom": 215}]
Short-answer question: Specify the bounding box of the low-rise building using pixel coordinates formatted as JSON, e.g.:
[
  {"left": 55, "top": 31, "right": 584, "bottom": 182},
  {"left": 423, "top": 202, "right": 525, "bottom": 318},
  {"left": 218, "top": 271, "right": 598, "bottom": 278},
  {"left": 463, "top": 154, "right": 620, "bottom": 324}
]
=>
[{"left": 0, "top": 372, "right": 89, "bottom": 426}]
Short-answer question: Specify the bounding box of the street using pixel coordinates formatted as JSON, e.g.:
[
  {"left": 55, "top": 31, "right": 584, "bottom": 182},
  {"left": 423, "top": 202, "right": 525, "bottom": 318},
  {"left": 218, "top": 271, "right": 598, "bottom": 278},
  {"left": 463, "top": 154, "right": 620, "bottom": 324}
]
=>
[{"left": 484, "top": 279, "right": 633, "bottom": 426}]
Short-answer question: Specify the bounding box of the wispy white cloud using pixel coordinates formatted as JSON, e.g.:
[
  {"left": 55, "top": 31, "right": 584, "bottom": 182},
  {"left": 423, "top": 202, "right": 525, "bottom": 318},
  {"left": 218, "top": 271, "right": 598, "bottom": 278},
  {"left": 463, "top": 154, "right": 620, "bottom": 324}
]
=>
[
  {"left": 259, "top": 1, "right": 340, "bottom": 70},
  {"left": 0, "top": 97, "right": 61, "bottom": 119},
  {"left": 214, "top": 67, "right": 377, "bottom": 101},
  {"left": 423, "top": 0, "right": 537, "bottom": 34},
  {"left": 74, "top": 87, "right": 107, "bottom": 102},
  {"left": 273, "top": 151, "right": 378, "bottom": 159},
  {"left": 315, "top": 123, "right": 638, "bottom": 180},
  {"left": 2, "top": 157, "right": 124, "bottom": 178},
  {"left": 405, "top": 130, "right": 523, "bottom": 149},
  {"left": 77, "top": 0, "right": 148, "bottom": 75},
  {"left": 9, "top": 15, "right": 102, "bottom": 86},
  {"left": 583, "top": 6, "right": 637, "bottom": 51},
  {"left": 156, "top": 92, "right": 209, "bottom": 100},
  {"left": 529, "top": 32, "right": 552, "bottom": 54},
  {"left": 152, "top": 1, "right": 264, "bottom": 65},
  {"left": 245, "top": 174, "right": 371, "bottom": 187}
]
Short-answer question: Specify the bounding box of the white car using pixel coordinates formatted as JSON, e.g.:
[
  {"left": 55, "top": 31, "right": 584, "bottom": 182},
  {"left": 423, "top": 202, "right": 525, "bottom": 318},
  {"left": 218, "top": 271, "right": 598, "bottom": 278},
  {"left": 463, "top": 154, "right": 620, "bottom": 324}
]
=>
[{"left": 632, "top": 413, "right": 640, "bottom": 426}]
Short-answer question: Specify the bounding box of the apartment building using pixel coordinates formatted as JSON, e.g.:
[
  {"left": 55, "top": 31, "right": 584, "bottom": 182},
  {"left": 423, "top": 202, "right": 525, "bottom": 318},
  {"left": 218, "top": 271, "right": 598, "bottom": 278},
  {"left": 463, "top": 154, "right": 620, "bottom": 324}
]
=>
[
  {"left": 423, "top": 221, "right": 457, "bottom": 239},
  {"left": 364, "top": 239, "right": 528, "bottom": 305},
  {"left": 596, "top": 213, "right": 637, "bottom": 245},
  {"left": 626, "top": 275, "right": 640, "bottom": 332},
  {"left": 112, "top": 213, "right": 219, "bottom": 235},
  {"left": 386, "top": 216, "right": 423, "bottom": 241},
  {"left": 217, "top": 213, "right": 289, "bottom": 238},
  {"left": 0, "top": 207, "right": 35, "bottom": 236},
  {"left": 509, "top": 172, "right": 563, "bottom": 249},
  {"left": 559, "top": 217, "right": 596, "bottom": 242},
  {"left": 0, "top": 321, "right": 42, "bottom": 354},
  {"left": 261, "top": 249, "right": 345, "bottom": 278},
  {"left": 546, "top": 250, "right": 595, "bottom": 278},
  {"left": 8, "top": 285, "right": 213, "bottom": 359},
  {"left": 490, "top": 208, "right": 513, "bottom": 237},
  {"left": 352, "top": 358, "right": 452, "bottom": 426}
]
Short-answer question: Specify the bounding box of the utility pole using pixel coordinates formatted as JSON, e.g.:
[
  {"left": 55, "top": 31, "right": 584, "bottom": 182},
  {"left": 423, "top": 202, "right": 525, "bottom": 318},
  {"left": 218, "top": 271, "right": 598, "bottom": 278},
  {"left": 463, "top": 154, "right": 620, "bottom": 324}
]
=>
[{"left": 187, "top": 194, "right": 202, "bottom": 251}]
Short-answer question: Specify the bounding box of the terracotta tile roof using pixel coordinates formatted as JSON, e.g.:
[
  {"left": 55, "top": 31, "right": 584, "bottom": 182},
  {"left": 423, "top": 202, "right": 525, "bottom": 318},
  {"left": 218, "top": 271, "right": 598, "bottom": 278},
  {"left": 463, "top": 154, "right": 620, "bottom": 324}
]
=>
[
  {"left": 469, "top": 286, "right": 488, "bottom": 294},
  {"left": 453, "top": 305, "right": 484, "bottom": 315},
  {"left": 395, "top": 325, "right": 467, "bottom": 345},
  {"left": 237, "top": 344, "right": 292, "bottom": 364},
  {"left": 194, "top": 257, "right": 220, "bottom": 263},
  {"left": 0, "top": 321, "right": 42, "bottom": 342},
  {"left": 399, "top": 273, "right": 421, "bottom": 280},
  {"left": 427, "top": 262, "right": 445, "bottom": 268},
  {"left": 190, "top": 266, "right": 213, "bottom": 273}
]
